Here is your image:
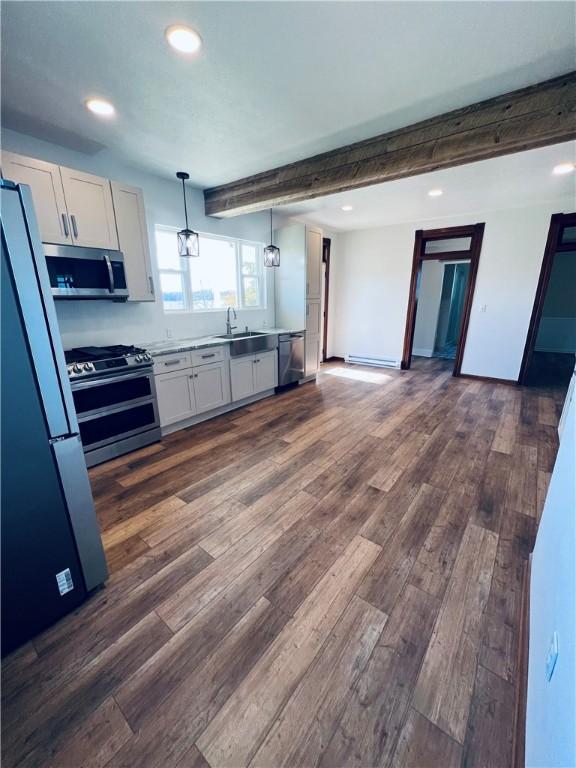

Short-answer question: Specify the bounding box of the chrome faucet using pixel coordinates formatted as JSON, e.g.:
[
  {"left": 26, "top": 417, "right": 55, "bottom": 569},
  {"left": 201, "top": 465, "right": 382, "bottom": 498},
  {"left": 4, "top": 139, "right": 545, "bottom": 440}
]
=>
[{"left": 226, "top": 306, "right": 237, "bottom": 335}]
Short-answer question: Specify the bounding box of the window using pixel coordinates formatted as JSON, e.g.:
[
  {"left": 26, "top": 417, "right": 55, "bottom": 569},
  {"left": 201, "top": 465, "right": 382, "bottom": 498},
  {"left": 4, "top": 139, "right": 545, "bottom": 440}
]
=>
[{"left": 155, "top": 228, "right": 266, "bottom": 312}]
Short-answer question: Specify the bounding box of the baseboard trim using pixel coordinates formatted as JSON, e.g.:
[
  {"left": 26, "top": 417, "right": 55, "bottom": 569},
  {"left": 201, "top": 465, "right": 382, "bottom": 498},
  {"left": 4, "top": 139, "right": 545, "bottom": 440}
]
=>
[
  {"left": 512, "top": 556, "right": 531, "bottom": 768},
  {"left": 459, "top": 373, "right": 518, "bottom": 386}
]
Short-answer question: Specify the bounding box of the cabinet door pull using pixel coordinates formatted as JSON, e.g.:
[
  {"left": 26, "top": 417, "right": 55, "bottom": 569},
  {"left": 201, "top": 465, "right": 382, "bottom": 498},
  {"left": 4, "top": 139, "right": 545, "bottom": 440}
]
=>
[
  {"left": 148, "top": 276, "right": 154, "bottom": 294},
  {"left": 61, "top": 213, "right": 70, "bottom": 237},
  {"left": 70, "top": 214, "right": 79, "bottom": 238},
  {"left": 201, "top": 353, "right": 215, "bottom": 359}
]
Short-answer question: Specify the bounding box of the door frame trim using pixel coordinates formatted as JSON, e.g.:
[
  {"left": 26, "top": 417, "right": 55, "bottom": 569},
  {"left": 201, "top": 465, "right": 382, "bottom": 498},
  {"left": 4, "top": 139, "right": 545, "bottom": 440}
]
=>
[
  {"left": 401, "top": 222, "right": 485, "bottom": 376},
  {"left": 322, "top": 237, "right": 331, "bottom": 362},
  {"left": 517, "top": 212, "right": 576, "bottom": 384}
]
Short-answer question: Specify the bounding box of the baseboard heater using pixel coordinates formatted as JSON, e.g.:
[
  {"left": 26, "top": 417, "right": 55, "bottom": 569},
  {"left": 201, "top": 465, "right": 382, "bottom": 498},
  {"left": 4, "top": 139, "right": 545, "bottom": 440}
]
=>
[{"left": 345, "top": 354, "right": 401, "bottom": 369}]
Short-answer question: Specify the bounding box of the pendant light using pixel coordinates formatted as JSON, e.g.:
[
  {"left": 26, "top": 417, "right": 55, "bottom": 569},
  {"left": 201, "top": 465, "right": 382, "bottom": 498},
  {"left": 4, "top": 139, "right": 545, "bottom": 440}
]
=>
[
  {"left": 264, "top": 208, "right": 280, "bottom": 267},
  {"left": 176, "top": 171, "right": 199, "bottom": 258}
]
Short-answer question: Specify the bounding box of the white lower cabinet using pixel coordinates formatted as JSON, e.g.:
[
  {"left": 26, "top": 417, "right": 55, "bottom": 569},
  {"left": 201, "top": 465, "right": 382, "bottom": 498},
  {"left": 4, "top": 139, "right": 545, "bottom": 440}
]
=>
[
  {"left": 230, "top": 356, "right": 256, "bottom": 402},
  {"left": 254, "top": 350, "right": 278, "bottom": 392},
  {"left": 230, "top": 350, "right": 278, "bottom": 402},
  {"left": 155, "top": 350, "right": 231, "bottom": 428},
  {"left": 193, "top": 362, "right": 230, "bottom": 414},
  {"left": 155, "top": 369, "right": 197, "bottom": 427},
  {"left": 155, "top": 346, "right": 277, "bottom": 431}
]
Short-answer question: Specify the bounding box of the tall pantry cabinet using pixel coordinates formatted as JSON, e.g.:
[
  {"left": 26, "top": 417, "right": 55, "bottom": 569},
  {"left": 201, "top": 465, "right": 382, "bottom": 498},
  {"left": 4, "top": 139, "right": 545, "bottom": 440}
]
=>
[{"left": 274, "top": 223, "right": 323, "bottom": 380}]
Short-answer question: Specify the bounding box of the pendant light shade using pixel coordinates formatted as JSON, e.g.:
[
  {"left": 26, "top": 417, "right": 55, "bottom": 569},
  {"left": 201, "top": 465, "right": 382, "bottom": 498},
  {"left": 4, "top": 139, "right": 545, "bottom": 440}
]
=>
[
  {"left": 264, "top": 208, "right": 280, "bottom": 267},
  {"left": 176, "top": 171, "right": 199, "bottom": 258}
]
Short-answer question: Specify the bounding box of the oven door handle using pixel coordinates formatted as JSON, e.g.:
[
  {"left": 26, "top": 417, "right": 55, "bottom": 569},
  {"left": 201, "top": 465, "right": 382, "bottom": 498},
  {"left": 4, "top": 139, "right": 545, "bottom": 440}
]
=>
[
  {"left": 70, "top": 368, "right": 154, "bottom": 390},
  {"left": 75, "top": 396, "right": 157, "bottom": 423},
  {"left": 104, "top": 253, "right": 115, "bottom": 294}
]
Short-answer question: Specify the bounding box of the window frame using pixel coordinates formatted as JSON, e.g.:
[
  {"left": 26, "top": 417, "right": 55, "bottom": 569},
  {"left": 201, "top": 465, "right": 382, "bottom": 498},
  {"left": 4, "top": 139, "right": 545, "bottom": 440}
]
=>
[{"left": 155, "top": 226, "right": 267, "bottom": 314}]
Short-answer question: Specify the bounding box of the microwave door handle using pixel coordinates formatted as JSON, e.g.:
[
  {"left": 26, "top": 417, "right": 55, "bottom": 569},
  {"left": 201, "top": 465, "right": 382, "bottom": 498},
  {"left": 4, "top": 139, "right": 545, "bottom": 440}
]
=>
[{"left": 104, "top": 254, "right": 115, "bottom": 294}]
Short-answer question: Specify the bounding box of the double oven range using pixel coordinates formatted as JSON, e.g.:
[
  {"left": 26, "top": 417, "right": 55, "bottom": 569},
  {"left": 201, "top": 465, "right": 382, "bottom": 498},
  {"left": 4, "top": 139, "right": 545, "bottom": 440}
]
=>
[{"left": 65, "top": 345, "right": 161, "bottom": 467}]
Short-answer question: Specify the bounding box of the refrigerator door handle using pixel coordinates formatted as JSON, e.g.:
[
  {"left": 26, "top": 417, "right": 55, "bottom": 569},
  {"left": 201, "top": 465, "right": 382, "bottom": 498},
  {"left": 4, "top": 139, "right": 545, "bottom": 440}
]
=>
[{"left": 52, "top": 435, "right": 108, "bottom": 591}]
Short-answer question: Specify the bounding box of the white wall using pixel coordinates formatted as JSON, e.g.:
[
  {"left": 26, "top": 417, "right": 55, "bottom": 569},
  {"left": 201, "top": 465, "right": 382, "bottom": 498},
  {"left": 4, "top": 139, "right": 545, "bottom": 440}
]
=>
[
  {"left": 412, "top": 260, "right": 444, "bottom": 357},
  {"left": 1, "top": 129, "right": 274, "bottom": 348},
  {"left": 330, "top": 201, "right": 574, "bottom": 380},
  {"left": 525, "top": 392, "right": 576, "bottom": 767}
]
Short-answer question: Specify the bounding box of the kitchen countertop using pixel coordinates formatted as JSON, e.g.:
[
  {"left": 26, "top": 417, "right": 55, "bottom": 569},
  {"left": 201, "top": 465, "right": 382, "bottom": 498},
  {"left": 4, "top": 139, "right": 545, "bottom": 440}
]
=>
[{"left": 141, "top": 328, "right": 303, "bottom": 357}]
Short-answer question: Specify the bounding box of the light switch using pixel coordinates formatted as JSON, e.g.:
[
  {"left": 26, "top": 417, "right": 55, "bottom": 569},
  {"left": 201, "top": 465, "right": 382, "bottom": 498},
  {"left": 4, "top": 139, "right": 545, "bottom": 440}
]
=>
[{"left": 545, "top": 631, "right": 559, "bottom": 681}]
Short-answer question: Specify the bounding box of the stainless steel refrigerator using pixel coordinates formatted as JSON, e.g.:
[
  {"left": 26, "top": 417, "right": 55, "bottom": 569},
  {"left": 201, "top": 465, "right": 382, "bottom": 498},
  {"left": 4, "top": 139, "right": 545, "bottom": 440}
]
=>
[{"left": 1, "top": 180, "right": 108, "bottom": 655}]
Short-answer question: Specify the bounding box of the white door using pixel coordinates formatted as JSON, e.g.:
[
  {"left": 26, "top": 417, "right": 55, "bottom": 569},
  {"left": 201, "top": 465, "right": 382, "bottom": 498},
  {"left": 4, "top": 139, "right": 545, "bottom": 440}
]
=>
[
  {"left": 59, "top": 166, "right": 119, "bottom": 250},
  {"left": 306, "top": 227, "right": 323, "bottom": 299},
  {"left": 155, "top": 369, "right": 197, "bottom": 427},
  {"left": 1, "top": 151, "right": 70, "bottom": 244},
  {"left": 305, "top": 335, "right": 321, "bottom": 377},
  {"left": 110, "top": 181, "right": 154, "bottom": 301},
  {"left": 254, "top": 350, "right": 278, "bottom": 393},
  {"left": 192, "top": 362, "right": 231, "bottom": 414},
  {"left": 230, "top": 356, "right": 255, "bottom": 401}
]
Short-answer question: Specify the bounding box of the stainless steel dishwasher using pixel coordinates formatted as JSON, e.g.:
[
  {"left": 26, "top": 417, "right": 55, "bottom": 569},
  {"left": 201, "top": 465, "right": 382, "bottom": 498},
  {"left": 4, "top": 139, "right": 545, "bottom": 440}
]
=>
[{"left": 278, "top": 332, "right": 305, "bottom": 386}]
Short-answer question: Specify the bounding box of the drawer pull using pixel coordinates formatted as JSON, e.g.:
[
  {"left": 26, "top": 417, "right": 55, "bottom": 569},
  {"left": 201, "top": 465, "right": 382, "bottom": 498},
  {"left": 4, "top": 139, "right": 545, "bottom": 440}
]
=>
[
  {"left": 201, "top": 353, "right": 216, "bottom": 359},
  {"left": 163, "top": 359, "right": 181, "bottom": 367}
]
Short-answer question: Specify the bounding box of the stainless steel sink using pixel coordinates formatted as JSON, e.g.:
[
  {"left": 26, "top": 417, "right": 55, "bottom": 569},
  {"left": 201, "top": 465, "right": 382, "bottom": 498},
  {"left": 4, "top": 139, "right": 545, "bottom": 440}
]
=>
[
  {"left": 216, "top": 331, "right": 266, "bottom": 339},
  {"left": 216, "top": 331, "right": 278, "bottom": 357}
]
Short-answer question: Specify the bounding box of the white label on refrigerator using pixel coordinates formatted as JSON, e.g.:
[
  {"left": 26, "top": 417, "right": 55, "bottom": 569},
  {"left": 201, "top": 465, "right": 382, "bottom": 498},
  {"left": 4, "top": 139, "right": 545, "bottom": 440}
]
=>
[{"left": 56, "top": 568, "right": 74, "bottom": 596}]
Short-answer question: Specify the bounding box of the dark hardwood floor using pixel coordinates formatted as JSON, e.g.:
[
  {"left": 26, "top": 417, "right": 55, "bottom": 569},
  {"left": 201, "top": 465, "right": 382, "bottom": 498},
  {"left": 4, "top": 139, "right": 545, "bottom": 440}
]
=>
[{"left": 1, "top": 358, "right": 565, "bottom": 768}]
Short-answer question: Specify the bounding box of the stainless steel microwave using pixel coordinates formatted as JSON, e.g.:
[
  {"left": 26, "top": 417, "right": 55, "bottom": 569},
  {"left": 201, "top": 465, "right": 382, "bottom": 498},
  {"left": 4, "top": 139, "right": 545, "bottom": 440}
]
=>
[{"left": 43, "top": 243, "right": 129, "bottom": 301}]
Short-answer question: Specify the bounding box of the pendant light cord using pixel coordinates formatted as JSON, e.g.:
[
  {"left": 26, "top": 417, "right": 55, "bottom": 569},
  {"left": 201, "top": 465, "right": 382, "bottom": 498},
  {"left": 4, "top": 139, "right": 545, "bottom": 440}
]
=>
[
  {"left": 270, "top": 208, "right": 273, "bottom": 243},
  {"left": 182, "top": 176, "right": 189, "bottom": 230}
]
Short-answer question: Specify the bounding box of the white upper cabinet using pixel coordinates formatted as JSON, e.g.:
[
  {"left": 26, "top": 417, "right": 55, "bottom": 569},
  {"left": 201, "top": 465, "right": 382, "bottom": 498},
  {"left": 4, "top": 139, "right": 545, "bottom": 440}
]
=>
[
  {"left": 1, "top": 151, "right": 70, "bottom": 245},
  {"left": 110, "top": 181, "right": 154, "bottom": 301},
  {"left": 59, "top": 166, "right": 119, "bottom": 250},
  {"left": 306, "top": 227, "right": 323, "bottom": 299}
]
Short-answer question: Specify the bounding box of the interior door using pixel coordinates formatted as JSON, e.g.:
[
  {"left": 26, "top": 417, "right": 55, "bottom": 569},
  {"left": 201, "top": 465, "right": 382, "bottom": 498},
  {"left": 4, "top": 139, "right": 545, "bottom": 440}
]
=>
[
  {"left": 1, "top": 151, "right": 70, "bottom": 245},
  {"left": 193, "top": 362, "right": 230, "bottom": 413},
  {"left": 59, "top": 166, "right": 119, "bottom": 250},
  {"left": 110, "top": 181, "right": 154, "bottom": 301}
]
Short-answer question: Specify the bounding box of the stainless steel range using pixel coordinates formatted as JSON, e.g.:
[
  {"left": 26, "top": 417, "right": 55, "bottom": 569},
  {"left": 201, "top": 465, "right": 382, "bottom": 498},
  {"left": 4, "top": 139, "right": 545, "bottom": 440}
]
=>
[{"left": 64, "top": 345, "right": 160, "bottom": 467}]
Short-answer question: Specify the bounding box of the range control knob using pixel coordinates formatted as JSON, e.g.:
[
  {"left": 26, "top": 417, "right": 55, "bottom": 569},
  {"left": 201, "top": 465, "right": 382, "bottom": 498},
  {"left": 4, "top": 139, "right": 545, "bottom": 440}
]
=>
[
  {"left": 83, "top": 363, "right": 94, "bottom": 372},
  {"left": 143, "top": 353, "right": 151, "bottom": 362},
  {"left": 72, "top": 364, "right": 83, "bottom": 374},
  {"left": 135, "top": 354, "right": 143, "bottom": 363},
  {"left": 67, "top": 365, "right": 74, "bottom": 376}
]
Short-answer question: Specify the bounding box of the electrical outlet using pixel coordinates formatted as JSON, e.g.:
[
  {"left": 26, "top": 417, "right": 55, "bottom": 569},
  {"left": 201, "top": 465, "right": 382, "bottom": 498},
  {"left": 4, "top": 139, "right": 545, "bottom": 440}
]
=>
[
  {"left": 481, "top": 304, "right": 487, "bottom": 313},
  {"left": 545, "top": 631, "right": 559, "bottom": 681},
  {"left": 166, "top": 329, "right": 173, "bottom": 339}
]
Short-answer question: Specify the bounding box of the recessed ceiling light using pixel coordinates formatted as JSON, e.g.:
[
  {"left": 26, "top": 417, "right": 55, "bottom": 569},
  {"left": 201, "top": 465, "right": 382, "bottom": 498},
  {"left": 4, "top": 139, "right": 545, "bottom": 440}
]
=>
[
  {"left": 428, "top": 188, "right": 443, "bottom": 197},
  {"left": 165, "top": 24, "right": 203, "bottom": 54},
  {"left": 85, "top": 98, "right": 115, "bottom": 118},
  {"left": 553, "top": 162, "right": 575, "bottom": 175},
  {"left": 341, "top": 205, "right": 353, "bottom": 211}
]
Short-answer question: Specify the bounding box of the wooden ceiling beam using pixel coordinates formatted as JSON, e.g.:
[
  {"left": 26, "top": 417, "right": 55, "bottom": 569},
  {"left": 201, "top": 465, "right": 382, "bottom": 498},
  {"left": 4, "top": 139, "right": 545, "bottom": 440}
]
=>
[{"left": 204, "top": 72, "right": 576, "bottom": 217}]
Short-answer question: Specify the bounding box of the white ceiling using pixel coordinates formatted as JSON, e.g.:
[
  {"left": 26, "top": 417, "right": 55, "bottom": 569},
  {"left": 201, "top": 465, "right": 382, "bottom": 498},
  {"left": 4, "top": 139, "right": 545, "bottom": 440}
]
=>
[
  {"left": 278, "top": 141, "right": 576, "bottom": 231},
  {"left": 2, "top": 1, "right": 574, "bottom": 189}
]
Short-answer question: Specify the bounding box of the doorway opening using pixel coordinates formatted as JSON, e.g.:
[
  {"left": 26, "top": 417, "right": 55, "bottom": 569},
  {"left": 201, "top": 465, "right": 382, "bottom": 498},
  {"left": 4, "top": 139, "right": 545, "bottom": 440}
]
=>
[
  {"left": 402, "top": 223, "right": 485, "bottom": 375},
  {"left": 321, "top": 237, "right": 331, "bottom": 362},
  {"left": 519, "top": 212, "right": 576, "bottom": 388}
]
